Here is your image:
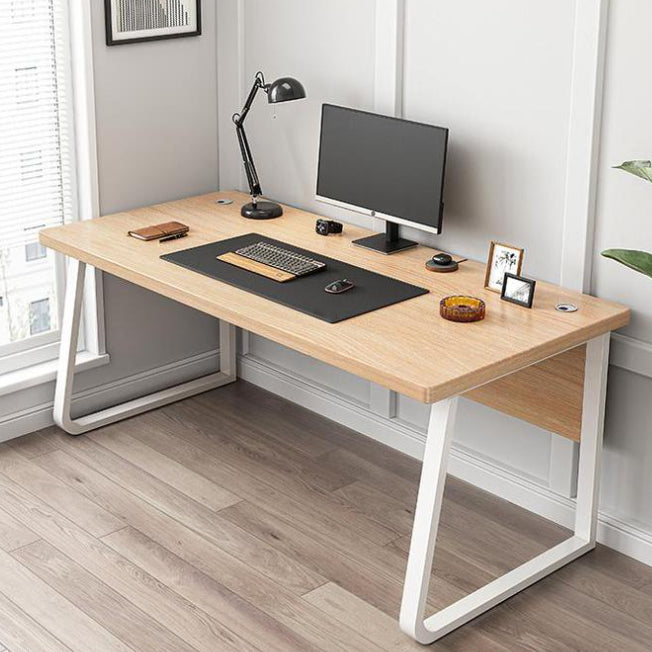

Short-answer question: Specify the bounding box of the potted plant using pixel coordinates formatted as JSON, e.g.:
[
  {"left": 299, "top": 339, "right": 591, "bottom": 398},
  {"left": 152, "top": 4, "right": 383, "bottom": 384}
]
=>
[{"left": 602, "top": 161, "right": 652, "bottom": 278}]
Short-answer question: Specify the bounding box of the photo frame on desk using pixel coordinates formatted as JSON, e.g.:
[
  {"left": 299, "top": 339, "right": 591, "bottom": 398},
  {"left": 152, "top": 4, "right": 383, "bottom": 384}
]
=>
[
  {"left": 484, "top": 241, "right": 524, "bottom": 293},
  {"left": 501, "top": 273, "right": 536, "bottom": 308},
  {"left": 104, "top": 0, "right": 201, "bottom": 46}
]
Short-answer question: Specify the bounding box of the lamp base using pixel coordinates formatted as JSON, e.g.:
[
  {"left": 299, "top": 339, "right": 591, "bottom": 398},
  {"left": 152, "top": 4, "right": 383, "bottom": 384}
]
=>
[{"left": 241, "top": 201, "right": 283, "bottom": 220}]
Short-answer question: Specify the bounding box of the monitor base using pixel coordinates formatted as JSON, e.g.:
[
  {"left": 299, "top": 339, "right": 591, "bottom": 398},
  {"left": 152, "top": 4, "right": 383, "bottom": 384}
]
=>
[{"left": 352, "top": 232, "right": 417, "bottom": 255}]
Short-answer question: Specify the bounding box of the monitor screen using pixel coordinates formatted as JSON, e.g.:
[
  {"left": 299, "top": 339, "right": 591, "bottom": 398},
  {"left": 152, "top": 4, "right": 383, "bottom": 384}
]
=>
[{"left": 316, "top": 104, "right": 448, "bottom": 232}]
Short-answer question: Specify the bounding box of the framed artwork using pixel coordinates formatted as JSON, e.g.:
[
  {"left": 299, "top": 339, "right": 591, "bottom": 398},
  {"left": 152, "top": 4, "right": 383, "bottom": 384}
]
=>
[
  {"left": 484, "top": 241, "right": 524, "bottom": 293},
  {"left": 105, "top": 0, "right": 201, "bottom": 46},
  {"left": 501, "top": 273, "right": 536, "bottom": 308}
]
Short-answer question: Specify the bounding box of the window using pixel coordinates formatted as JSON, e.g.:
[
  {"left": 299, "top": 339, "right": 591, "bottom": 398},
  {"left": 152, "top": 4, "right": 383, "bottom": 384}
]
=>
[
  {"left": 25, "top": 242, "right": 48, "bottom": 262},
  {"left": 0, "top": 0, "right": 74, "bottom": 355},
  {"left": 29, "top": 299, "right": 51, "bottom": 336},
  {"left": 0, "top": 1, "right": 106, "bottom": 383}
]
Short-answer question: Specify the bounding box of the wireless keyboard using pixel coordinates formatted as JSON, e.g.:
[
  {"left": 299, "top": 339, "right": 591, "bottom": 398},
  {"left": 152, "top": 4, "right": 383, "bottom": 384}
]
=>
[{"left": 235, "top": 241, "right": 327, "bottom": 278}]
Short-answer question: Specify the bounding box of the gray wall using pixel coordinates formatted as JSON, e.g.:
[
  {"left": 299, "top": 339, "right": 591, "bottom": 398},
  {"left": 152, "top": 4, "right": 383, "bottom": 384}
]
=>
[
  {"left": 0, "top": 0, "right": 221, "bottom": 426},
  {"left": 83, "top": 0, "right": 220, "bottom": 388}
]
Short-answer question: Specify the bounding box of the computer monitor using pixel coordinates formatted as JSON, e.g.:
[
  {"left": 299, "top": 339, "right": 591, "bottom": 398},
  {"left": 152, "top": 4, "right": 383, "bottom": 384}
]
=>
[{"left": 316, "top": 104, "right": 449, "bottom": 254}]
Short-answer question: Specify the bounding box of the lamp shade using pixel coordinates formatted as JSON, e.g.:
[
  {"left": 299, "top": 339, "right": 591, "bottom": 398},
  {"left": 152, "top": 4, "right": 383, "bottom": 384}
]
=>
[{"left": 267, "top": 77, "right": 306, "bottom": 104}]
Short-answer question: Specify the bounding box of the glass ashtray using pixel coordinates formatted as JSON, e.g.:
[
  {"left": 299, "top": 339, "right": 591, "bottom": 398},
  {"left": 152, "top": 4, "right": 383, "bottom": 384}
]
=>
[{"left": 440, "top": 296, "right": 486, "bottom": 323}]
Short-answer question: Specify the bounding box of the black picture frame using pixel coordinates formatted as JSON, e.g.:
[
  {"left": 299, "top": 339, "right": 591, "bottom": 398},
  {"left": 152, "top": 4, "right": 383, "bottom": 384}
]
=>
[
  {"left": 501, "top": 273, "right": 536, "bottom": 309},
  {"left": 105, "top": 0, "right": 202, "bottom": 46}
]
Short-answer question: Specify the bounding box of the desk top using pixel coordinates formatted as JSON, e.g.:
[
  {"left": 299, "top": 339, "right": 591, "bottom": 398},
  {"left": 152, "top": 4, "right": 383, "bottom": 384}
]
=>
[{"left": 41, "top": 191, "right": 629, "bottom": 403}]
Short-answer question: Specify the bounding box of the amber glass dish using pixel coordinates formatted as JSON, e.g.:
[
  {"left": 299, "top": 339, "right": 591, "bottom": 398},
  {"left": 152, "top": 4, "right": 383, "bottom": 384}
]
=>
[{"left": 440, "top": 296, "right": 486, "bottom": 323}]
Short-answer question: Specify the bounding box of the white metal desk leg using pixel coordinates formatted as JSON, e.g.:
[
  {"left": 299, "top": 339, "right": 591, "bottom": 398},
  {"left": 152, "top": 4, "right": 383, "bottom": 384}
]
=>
[
  {"left": 53, "top": 259, "right": 238, "bottom": 435},
  {"left": 574, "top": 332, "right": 610, "bottom": 543},
  {"left": 399, "top": 334, "right": 611, "bottom": 645},
  {"left": 400, "top": 397, "right": 459, "bottom": 644}
]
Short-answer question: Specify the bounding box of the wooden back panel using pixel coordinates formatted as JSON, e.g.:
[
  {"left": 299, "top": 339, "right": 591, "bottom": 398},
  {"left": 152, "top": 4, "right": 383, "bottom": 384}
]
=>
[{"left": 465, "top": 345, "right": 586, "bottom": 441}]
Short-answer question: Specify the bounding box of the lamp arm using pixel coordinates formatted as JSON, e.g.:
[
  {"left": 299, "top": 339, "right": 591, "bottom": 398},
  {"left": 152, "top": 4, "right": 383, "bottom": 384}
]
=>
[
  {"left": 236, "top": 123, "right": 262, "bottom": 200},
  {"left": 233, "top": 71, "right": 267, "bottom": 203}
]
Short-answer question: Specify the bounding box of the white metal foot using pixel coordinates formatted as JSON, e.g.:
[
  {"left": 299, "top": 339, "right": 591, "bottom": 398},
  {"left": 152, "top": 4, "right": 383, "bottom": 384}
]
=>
[
  {"left": 53, "top": 259, "right": 238, "bottom": 435},
  {"left": 399, "top": 334, "right": 611, "bottom": 644}
]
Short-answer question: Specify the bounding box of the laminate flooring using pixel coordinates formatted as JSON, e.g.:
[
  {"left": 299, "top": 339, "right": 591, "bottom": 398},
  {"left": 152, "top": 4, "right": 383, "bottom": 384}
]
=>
[{"left": 0, "top": 381, "right": 650, "bottom": 651}]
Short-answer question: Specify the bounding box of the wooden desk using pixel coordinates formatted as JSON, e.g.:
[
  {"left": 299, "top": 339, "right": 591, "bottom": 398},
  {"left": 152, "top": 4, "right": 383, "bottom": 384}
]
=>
[{"left": 41, "top": 191, "right": 629, "bottom": 644}]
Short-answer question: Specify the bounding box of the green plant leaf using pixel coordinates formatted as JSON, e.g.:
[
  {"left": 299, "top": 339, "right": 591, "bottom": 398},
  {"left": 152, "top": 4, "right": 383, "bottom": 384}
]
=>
[
  {"left": 601, "top": 249, "right": 652, "bottom": 279},
  {"left": 614, "top": 160, "right": 652, "bottom": 183}
]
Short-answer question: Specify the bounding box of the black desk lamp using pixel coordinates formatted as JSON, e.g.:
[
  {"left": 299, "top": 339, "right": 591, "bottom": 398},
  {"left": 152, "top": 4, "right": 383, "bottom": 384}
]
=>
[{"left": 233, "top": 71, "right": 306, "bottom": 219}]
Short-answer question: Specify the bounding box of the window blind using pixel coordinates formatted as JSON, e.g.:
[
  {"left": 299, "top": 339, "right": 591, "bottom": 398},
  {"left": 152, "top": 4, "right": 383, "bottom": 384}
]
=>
[{"left": 0, "top": 0, "right": 73, "bottom": 250}]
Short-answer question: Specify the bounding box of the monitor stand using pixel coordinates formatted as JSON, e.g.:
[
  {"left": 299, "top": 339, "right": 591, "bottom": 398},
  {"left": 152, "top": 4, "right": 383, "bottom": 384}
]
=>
[{"left": 352, "top": 222, "right": 417, "bottom": 255}]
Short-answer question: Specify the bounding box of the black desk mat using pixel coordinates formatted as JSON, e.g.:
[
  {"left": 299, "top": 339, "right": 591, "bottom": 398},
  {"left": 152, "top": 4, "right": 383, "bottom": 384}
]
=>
[{"left": 161, "top": 233, "right": 428, "bottom": 323}]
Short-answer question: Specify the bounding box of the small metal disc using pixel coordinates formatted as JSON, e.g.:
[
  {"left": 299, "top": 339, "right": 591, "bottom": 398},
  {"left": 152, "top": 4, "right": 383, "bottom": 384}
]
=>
[{"left": 555, "top": 303, "right": 578, "bottom": 313}]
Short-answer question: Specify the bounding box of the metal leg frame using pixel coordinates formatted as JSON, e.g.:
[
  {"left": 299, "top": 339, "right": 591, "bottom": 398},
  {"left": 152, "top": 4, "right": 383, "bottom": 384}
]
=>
[
  {"left": 53, "top": 259, "right": 238, "bottom": 435},
  {"left": 399, "top": 334, "right": 611, "bottom": 644}
]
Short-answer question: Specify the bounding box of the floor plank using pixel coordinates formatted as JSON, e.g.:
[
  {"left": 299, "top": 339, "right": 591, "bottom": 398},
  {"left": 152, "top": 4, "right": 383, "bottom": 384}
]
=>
[
  {"left": 0, "top": 539, "right": 133, "bottom": 652},
  {"left": 147, "top": 406, "right": 399, "bottom": 545},
  {"left": 0, "top": 589, "right": 72, "bottom": 652},
  {"left": 193, "top": 384, "right": 340, "bottom": 459},
  {"left": 7, "top": 427, "right": 61, "bottom": 459},
  {"left": 13, "top": 539, "right": 198, "bottom": 652},
  {"left": 88, "top": 426, "right": 240, "bottom": 511},
  {"left": 0, "top": 473, "right": 256, "bottom": 652},
  {"left": 303, "top": 582, "right": 431, "bottom": 652},
  {"left": 39, "top": 437, "right": 325, "bottom": 595},
  {"left": 103, "top": 525, "right": 323, "bottom": 652},
  {"left": 34, "top": 447, "right": 385, "bottom": 652},
  {"left": 0, "top": 506, "right": 40, "bottom": 553},
  {"left": 165, "top": 397, "right": 354, "bottom": 493},
  {"left": 219, "top": 499, "right": 464, "bottom": 618},
  {"left": 0, "top": 444, "right": 124, "bottom": 538}
]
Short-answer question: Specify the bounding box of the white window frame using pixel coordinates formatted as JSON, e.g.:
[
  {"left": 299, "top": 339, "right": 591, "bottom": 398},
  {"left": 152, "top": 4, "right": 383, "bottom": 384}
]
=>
[{"left": 0, "top": 0, "right": 109, "bottom": 395}]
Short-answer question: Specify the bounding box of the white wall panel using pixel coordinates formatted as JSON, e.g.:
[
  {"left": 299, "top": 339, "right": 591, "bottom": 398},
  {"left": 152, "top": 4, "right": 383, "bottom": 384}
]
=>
[
  {"left": 397, "top": 394, "right": 552, "bottom": 484},
  {"left": 592, "top": 0, "right": 652, "bottom": 344},
  {"left": 248, "top": 337, "right": 371, "bottom": 407},
  {"left": 403, "top": 0, "right": 576, "bottom": 282},
  {"left": 601, "top": 368, "right": 652, "bottom": 527}
]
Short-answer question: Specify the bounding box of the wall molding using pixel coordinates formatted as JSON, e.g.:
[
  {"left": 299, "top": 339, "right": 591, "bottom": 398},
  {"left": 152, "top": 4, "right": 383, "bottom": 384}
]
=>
[
  {"left": 611, "top": 333, "right": 652, "bottom": 380},
  {"left": 0, "top": 349, "right": 221, "bottom": 442},
  {"left": 560, "top": 0, "right": 610, "bottom": 293},
  {"left": 374, "top": 0, "right": 405, "bottom": 117},
  {"left": 239, "top": 351, "right": 652, "bottom": 567}
]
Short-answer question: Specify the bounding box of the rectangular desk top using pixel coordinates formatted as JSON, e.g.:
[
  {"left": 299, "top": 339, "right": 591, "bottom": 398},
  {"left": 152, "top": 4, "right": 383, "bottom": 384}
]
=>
[{"left": 41, "top": 191, "right": 630, "bottom": 404}]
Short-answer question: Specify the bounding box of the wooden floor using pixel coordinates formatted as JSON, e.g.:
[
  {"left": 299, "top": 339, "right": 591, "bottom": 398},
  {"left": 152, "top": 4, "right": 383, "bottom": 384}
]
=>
[{"left": 0, "top": 382, "right": 650, "bottom": 651}]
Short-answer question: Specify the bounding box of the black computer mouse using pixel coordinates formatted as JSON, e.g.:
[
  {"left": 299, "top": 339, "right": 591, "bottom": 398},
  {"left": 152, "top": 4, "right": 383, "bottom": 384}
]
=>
[
  {"left": 431, "top": 253, "right": 453, "bottom": 266},
  {"left": 325, "top": 279, "right": 355, "bottom": 294}
]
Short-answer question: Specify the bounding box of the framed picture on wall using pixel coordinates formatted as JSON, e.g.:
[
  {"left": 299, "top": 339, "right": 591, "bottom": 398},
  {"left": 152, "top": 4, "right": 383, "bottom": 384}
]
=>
[{"left": 105, "top": 0, "right": 201, "bottom": 46}]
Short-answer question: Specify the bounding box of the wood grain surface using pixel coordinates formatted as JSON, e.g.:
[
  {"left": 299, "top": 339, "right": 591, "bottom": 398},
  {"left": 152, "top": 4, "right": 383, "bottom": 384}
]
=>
[
  {"left": 40, "top": 191, "right": 629, "bottom": 404},
  {"left": 0, "top": 383, "right": 650, "bottom": 651}
]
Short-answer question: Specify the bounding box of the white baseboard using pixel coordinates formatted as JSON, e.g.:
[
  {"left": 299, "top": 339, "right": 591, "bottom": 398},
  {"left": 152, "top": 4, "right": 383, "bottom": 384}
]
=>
[
  {"left": 0, "top": 349, "right": 221, "bottom": 442},
  {"left": 611, "top": 333, "right": 652, "bottom": 380},
  {"left": 239, "top": 352, "right": 652, "bottom": 568}
]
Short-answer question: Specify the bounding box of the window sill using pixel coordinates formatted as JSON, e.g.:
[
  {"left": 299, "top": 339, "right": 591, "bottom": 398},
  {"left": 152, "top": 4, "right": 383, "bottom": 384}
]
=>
[{"left": 0, "top": 351, "right": 110, "bottom": 398}]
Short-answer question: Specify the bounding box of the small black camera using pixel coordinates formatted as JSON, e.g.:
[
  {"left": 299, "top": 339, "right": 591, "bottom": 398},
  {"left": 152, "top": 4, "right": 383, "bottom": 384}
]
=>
[{"left": 316, "top": 219, "right": 343, "bottom": 236}]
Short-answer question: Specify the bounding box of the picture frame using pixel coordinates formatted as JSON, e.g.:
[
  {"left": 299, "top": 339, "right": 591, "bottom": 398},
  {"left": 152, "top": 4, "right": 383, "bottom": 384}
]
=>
[
  {"left": 501, "top": 273, "right": 536, "bottom": 308},
  {"left": 484, "top": 241, "right": 524, "bottom": 293},
  {"left": 104, "top": 0, "right": 202, "bottom": 46}
]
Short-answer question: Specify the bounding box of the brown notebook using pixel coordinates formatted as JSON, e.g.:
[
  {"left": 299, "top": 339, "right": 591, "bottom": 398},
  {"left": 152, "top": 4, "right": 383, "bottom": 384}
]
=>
[{"left": 128, "top": 221, "right": 189, "bottom": 241}]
